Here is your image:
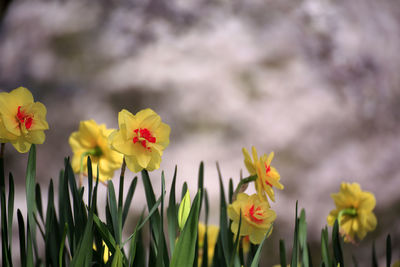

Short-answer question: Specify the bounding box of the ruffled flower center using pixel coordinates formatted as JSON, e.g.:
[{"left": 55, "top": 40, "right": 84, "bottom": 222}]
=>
[
  {"left": 17, "top": 106, "right": 33, "bottom": 130},
  {"left": 247, "top": 204, "right": 264, "bottom": 224},
  {"left": 264, "top": 163, "right": 272, "bottom": 187},
  {"left": 133, "top": 128, "right": 156, "bottom": 150}
]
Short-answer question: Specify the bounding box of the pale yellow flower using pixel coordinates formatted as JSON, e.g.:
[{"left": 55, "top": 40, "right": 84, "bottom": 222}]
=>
[
  {"left": 198, "top": 223, "right": 219, "bottom": 266},
  {"left": 0, "top": 87, "right": 49, "bottom": 153},
  {"left": 93, "top": 241, "right": 111, "bottom": 263},
  {"left": 228, "top": 193, "right": 276, "bottom": 244},
  {"left": 242, "top": 146, "right": 283, "bottom": 202},
  {"left": 69, "top": 120, "right": 123, "bottom": 182},
  {"left": 109, "top": 108, "right": 170, "bottom": 173},
  {"left": 327, "top": 182, "right": 377, "bottom": 242}
]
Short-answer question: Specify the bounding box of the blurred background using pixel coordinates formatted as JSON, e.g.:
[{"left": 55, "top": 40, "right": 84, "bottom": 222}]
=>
[{"left": 1, "top": 0, "right": 400, "bottom": 265}]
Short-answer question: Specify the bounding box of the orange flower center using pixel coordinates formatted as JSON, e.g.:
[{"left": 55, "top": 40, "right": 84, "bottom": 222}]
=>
[
  {"left": 264, "top": 163, "right": 272, "bottom": 187},
  {"left": 17, "top": 106, "right": 33, "bottom": 129},
  {"left": 247, "top": 205, "right": 264, "bottom": 224},
  {"left": 133, "top": 128, "right": 156, "bottom": 150}
]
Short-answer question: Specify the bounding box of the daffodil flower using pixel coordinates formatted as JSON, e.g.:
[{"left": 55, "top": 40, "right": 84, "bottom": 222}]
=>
[
  {"left": 69, "top": 120, "right": 123, "bottom": 183},
  {"left": 198, "top": 223, "right": 219, "bottom": 266},
  {"left": 228, "top": 193, "right": 276, "bottom": 244},
  {"left": 109, "top": 108, "right": 170, "bottom": 173},
  {"left": 0, "top": 87, "right": 49, "bottom": 153},
  {"left": 327, "top": 182, "right": 377, "bottom": 242},
  {"left": 242, "top": 146, "right": 284, "bottom": 202}
]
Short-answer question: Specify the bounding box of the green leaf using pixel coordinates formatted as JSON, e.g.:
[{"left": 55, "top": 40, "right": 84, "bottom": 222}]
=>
[
  {"left": 125, "top": 196, "right": 163, "bottom": 263},
  {"left": 59, "top": 224, "right": 68, "bottom": 267},
  {"left": 7, "top": 173, "right": 14, "bottom": 247},
  {"left": 17, "top": 209, "right": 26, "bottom": 267},
  {"left": 70, "top": 206, "right": 93, "bottom": 267},
  {"left": 386, "top": 235, "right": 391, "bottom": 267},
  {"left": 58, "top": 164, "right": 74, "bottom": 254},
  {"left": 35, "top": 183, "right": 43, "bottom": 222},
  {"left": 217, "top": 162, "right": 230, "bottom": 266},
  {"left": 332, "top": 219, "right": 343, "bottom": 267},
  {"left": 111, "top": 245, "right": 124, "bottom": 267},
  {"left": 25, "top": 145, "right": 37, "bottom": 257},
  {"left": 107, "top": 181, "right": 121, "bottom": 245},
  {"left": 167, "top": 166, "right": 178, "bottom": 254},
  {"left": 45, "top": 180, "right": 60, "bottom": 267},
  {"left": 321, "top": 227, "right": 331, "bottom": 267},
  {"left": 250, "top": 225, "right": 273, "bottom": 267},
  {"left": 204, "top": 189, "right": 210, "bottom": 225},
  {"left": 198, "top": 162, "right": 204, "bottom": 211},
  {"left": 291, "top": 201, "right": 299, "bottom": 267},
  {"left": 228, "top": 178, "right": 233, "bottom": 204},
  {"left": 280, "top": 239, "right": 287, "bottom": 267},
  {"left": 122, "top": 177, "right": 137, "bottom": 228},
  {"left": 87, "top": 156, "right": 93, "bottom": 209},
  {"left": 170, "top": 190, "right": 202, "bottom": 267},
  {"left": 156, "top": 174, "right": 167, "bottom": 267},
  {"left": 178, "top": 189, "right": 191, "bottom": 230},
  {"left": 229, "top": 211, "right": 242, "bottom": 267},
  {"left": 141, "top": 170, "right": 169, "bottom": 265}
]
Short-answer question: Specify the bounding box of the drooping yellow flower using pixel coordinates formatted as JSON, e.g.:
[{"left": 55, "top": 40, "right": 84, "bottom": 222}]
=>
[
  {"left": 242, "top": 146, "right": 283, "bottom": 202},
  {"left": 0, "top": 87, "right": 49, "bottom": 153},
  {"left": 69, "top": 120, "right": 123, "bottom": 182},
  {"left": 327, "top": 182, "right": 377, "bottom": 243},
  {"left": 93, "top": 241, "right": 111, "bottom": 263},
  {"left": 198, "top": 223, "right": 219, "bottom": 266},
  {"left": 228, "top": 193, "right": 276, "bottom": 244},
  {"left": 108, "top": 108, "right": 170, "bottom": 173}
]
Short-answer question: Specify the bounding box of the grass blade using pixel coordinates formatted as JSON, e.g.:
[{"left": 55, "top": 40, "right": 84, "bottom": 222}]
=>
[
  {"left": 332, "top": 219, "right": 343, "bottom": 267},
  {"left": 386, "top": 235, "right": 391, "bottom": 267},
  {"left": 217, "top": 162, "right": 230, "bottom": 266},
  {"left": 280, "top": 239, "right": 287, "bottom": 267},
  {"left": 250, "top": 225, "right": 273, "bottom": 267},
  {"left": 122, "top": 177, "right": 137, "bottom": 227},
  {"left": 17, "top": 209, "right": 26, "bottom": 267},
  {"left": 167, "top": 166, "right": 178, "bottom": 254},
  {"left": 170, "top": 190, "right": 202, "bottom": 267},
  {"left": 108, "top": 181, "right": 121, "bottom": 244},
  {"left": 291, "top": 201, "right": 299, "bottom": 267}
]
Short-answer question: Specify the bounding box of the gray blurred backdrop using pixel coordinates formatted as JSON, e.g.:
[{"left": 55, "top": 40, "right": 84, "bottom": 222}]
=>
[{"left": 1, "top": 0, "right": 400, "bottom": 266}]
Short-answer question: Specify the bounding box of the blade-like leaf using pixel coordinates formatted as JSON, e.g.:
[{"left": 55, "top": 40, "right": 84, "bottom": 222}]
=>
[
  {"left": 332, "top": 219, "right": 343, "bottom": 267},
  {"left": 170, "top": 190, "right": 202, "bottom": 267},
  {"left": 17, "top": 209, "right": 26, "bottom": 267},
  {"left": 122, "top": 177, "right": 137, "bottom": 227},
  {"left": 386, "top": 235, "right": 391, "bottom": 267},
  {"left": 167, "top": 166, "right": 178, "bottom": 254},
  {"left": 250, "top": 225, "right": 273, "bottom": 267},
  {"left": 280, "top": 239, "right": 287, "bottom": 267}
]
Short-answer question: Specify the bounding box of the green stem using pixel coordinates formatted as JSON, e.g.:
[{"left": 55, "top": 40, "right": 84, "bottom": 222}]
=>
[
  {"left": 337, "top": 208, "right": 357, "bottom": 225},
  {"left": 233, "top": 174, "right": 257, "bottom": 200}
]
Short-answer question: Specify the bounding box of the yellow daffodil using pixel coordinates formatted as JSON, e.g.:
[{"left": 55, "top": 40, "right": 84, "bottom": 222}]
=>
[
  {"left": 109, "top": 108, "right": 170, "bottom": 173},
  {"left": 198, "top": 223, "right": 219, "bottom": 266},
  {"left": 327, "top": 182, "right": 377, "bottom": 243},
  {"left": 0, "top": 87, "right": 49, "bottom": 153},
  {"left": 242, "top": 146, "right": 283, "bottom": 202},
  {"left": 93, "top": 241, "right": 111, "bottom": 263},
  {"left": 228, "top": 193, "right": 276, "bottom": 244},
  {"left": 69, "top": 120, "right": 123, "bottom": 183}
]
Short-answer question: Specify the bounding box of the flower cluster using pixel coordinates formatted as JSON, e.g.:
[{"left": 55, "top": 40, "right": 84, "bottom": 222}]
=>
[
  {"left": 69, "top": 108, "right": 170, "bottom": 182},
  {"left": 0, "top": 87, "right": 49, "bottom": 153},
  {"left": 327, "top": 182, "right": 377, "bottom": 243},
  {"left": 227, "top": 146, "right": 283, "bottom": 245}
]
